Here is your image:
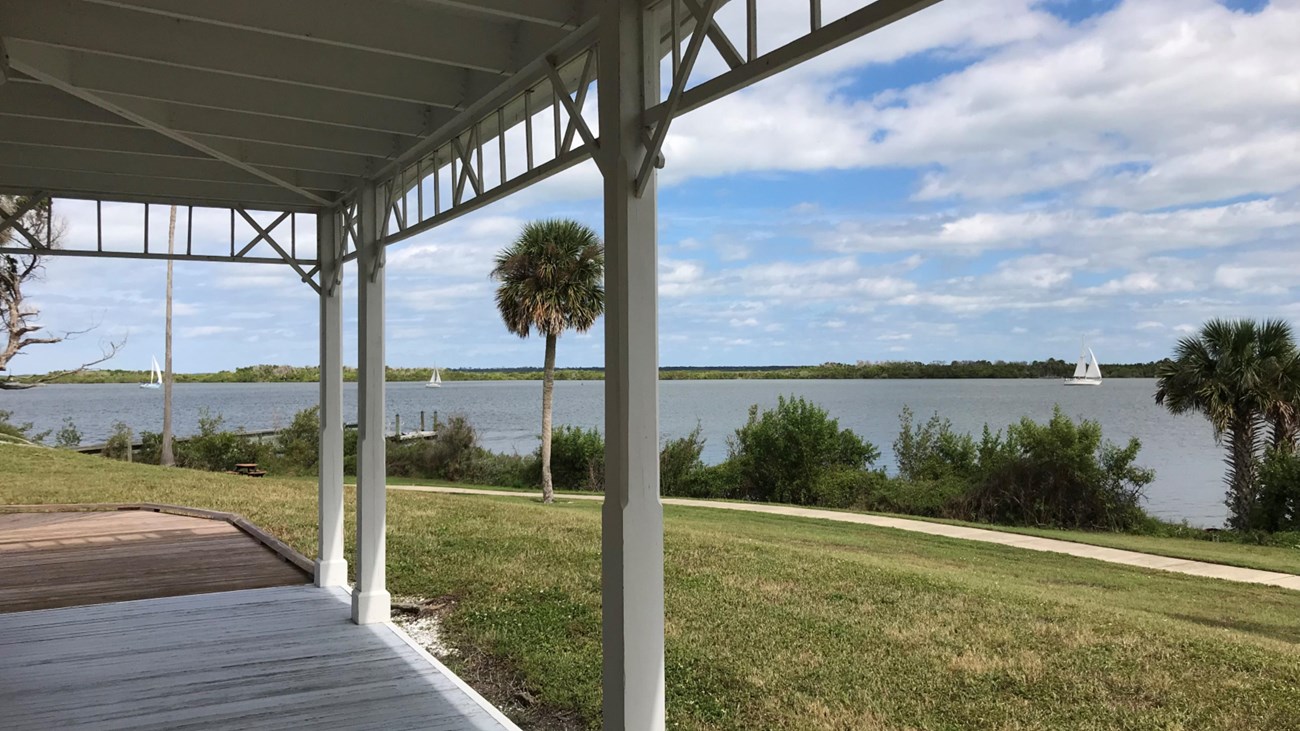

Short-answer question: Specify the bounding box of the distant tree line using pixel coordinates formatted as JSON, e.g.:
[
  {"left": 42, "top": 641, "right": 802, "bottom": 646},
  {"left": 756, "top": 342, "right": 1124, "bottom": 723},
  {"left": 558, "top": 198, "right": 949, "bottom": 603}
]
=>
[{"left": 37, "top": 359, "right": 1171, "bottom": 384}]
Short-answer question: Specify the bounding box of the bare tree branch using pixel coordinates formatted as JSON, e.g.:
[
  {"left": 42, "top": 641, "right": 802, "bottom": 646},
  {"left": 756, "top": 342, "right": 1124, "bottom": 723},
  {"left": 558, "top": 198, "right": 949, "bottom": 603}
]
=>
[
  {"left": 0, "top": 194, "right": 119, "bottom": 382},
  {"left": 21, "top": 335, "right": 128, "bottom": 385}
]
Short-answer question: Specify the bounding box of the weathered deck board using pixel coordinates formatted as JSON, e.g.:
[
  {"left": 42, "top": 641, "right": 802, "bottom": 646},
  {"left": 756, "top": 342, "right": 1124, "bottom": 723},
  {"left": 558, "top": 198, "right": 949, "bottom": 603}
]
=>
[
  {"left": 0, "top": 585, "right": 516, "bottom": 730},
  {"left": 0, "top": 511, "right": 309, "bottom": 612}
]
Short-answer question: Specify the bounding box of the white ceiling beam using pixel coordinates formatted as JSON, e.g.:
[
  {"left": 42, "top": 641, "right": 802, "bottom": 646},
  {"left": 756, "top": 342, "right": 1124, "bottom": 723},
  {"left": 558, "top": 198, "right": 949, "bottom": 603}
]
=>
[
  {"left": 91, "top": 93, "right": 410, "bottom": 158},
  {"left": 80, "top": 0, "right": 563, "bottom": 75},
  {"left": 4, "top": 61, "right": 432, "bottom": 136},
  {"left": 7, "top": 42, "right": 332, "bottom": 205},
  {"left": 0, "top": 143, "right": 350, "bottom": 192},
  {"left": 0, "top": 82, "right": 411, "bottom": 157},
  {"left": 414, "top": 0, "right": 595, "bottom": 30},
  {"left": 0, "top": 116, "right": 382, "bottom": 178},
  {"left": 0, "top": 115, "right": 206, "bottom": 158},
  {"left": 0, "top": 167, "right": 326, "bottom": 211},
  {"left": 0, "top": 0, "right": 483, "bottom": 107},
  {"left": 0, "top": 82, "right": 127, "bottom": 126}
]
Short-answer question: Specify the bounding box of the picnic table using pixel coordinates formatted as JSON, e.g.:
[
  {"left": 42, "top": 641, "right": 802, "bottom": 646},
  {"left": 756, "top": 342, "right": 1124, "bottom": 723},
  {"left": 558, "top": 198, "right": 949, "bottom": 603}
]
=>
[{"left": 233, "top": 463, "right": 267, "bottom": 478}]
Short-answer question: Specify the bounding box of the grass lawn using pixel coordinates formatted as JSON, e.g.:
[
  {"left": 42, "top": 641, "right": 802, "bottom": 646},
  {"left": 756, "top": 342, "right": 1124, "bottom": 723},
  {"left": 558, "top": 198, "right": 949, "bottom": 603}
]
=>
[
  {"left": 307, "top": 474, "right": 1300, "bottom": 576},
  {"left": 941, "top": 520, "right": 1300, "bottom": 576},
  {"left": 5, "top": 445, "right": 1300, "bottom": 730}
]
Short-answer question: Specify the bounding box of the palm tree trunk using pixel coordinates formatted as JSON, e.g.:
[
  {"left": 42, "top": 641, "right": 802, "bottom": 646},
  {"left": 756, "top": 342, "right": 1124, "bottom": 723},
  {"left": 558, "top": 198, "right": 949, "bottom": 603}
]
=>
[
  {"left": 540, "top": 331, "right": 557, "bottom": 504},
  {"left": 1226, "top": 415, "right": 1260, "bottom": 530},
  {"left": 160, "top": 205, "right": 176, "bottom": 467}
]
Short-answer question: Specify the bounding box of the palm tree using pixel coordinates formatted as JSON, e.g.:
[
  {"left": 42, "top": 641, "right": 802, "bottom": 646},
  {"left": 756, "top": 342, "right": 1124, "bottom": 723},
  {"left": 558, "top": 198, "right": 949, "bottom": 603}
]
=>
[
  {"left": 1155, "top": 318, "right": 1299, "bottom": 529},
  {"left": 491, "top": 219, "right": 604, "bottom": 503}
]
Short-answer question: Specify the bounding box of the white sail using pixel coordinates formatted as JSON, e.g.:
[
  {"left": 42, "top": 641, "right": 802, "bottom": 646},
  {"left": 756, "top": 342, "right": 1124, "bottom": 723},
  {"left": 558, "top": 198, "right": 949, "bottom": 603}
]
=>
[
  {"left": 1064, "top": 342, "right": 1102, "bottom": 386},
  {"left": 1072, "top": 353, "right": 1088, "bottom": 379},
  {"left": 426, "top": 366, "right": 442, "bottom": 388},
  {"left": 141, "top": 355, "right": 163, "bottom": 389},
  {"left": 1086, "top": 348, "right": 1102, "bottom": 380}
]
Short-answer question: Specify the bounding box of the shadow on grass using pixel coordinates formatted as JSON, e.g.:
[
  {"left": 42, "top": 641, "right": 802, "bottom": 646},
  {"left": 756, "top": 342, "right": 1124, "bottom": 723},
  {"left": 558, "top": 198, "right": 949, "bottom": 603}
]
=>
[{"left": 1170, "top": 613, "right": 1300, "bottom": 644}]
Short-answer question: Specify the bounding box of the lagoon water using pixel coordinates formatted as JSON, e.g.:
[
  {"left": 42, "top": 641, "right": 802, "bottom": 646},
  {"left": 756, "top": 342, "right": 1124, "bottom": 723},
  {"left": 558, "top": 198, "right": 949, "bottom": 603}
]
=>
[{"left": 4, "top": 378, "right": 1224, "bottom": 526}]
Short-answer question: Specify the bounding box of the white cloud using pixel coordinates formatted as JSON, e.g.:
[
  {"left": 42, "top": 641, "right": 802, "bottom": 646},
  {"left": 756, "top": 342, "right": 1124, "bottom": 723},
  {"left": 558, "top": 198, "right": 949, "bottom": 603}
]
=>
[
  {"left": 817, "top": 197, "right": 1300, "bottom": 258},
  {"left": 179, "top": 325, "right": 240, "bottom": 338},
  {"left": 1086, "top": 270, "right": 1197, "bottom": 296},
  {"left": 632, "top": 0, "right": 1293, "bottom": 217},
  {"left": 866, "top": 0, "right": 1300, "bottom": 207}
]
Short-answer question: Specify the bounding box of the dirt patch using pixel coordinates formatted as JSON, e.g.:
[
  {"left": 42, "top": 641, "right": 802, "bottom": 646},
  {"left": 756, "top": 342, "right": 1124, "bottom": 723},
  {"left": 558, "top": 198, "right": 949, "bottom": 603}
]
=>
[{"left": 391, "top": 595, "right": 588, "bottom": 730}]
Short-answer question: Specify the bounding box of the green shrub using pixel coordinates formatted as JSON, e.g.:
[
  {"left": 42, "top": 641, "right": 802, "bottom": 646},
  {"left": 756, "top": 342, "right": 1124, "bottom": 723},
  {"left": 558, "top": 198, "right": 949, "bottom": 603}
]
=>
[
  {"left": 274, "top": 406, "right": 320, "bottom": 474},
  {"left": 1256, "top": 449, "right": 1300, "bottom": 533},
  {"left": 385, "top": 413, "right": 483, "bottom": 482},
  {"left": 663, "top": 461, "right": 737, "bottom": 499},
  {"left": 812, "top": 466, "right": 889, "bottom": 509},
  {"left": 430, "top": 414, "right": 479, "bottom": 482},
  {"left": 0, "top": 410, "right": 47, "bottom": 444},
  {"left": 102, "top": 421, "right": 134, "bottom": 461},
  {"left": 660, "top": 425, "right": 707, "bottom": 497},
  {"left": 137, "top": 431, "right": 162, "bottom": 464},
  {"left": 859, "top": 476, "right": 971, "bottom": 518},
  {"left": 343, "top": 427, "right": 358, "bottom": 474},
  {"left": 0, "top": 410, "right": 25, "bottom": 442},
  {"left": 55, "top": 418, "right": 82, "bottom": 449},
  {"left": 968, "top": 406, "right": 1153, "bottom": 530},
  {"left": 893, "top": 406, "right": 978, "bottom": 482},
  {"left": 466, "top": 450, "right": 538, "bottom": 489},
  {"left": 176, "top": 409, "right": 265, "bottom": 472},
  {"left": 727, "top": 395, "right": 879, "bottom": 506},
  {"left": 544, "top": 425, "right": 605, "bottom": 491}
]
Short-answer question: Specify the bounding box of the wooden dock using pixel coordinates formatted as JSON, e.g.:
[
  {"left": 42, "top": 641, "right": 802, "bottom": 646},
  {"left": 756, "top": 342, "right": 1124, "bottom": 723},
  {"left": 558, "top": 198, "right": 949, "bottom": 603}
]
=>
[
  {"left": 0, "top": 509, "right": 310, "bottom": 613},
  {"left": 0, "top": 585, "right": 517, "bottom": 730},
  {"left": 0, "top": 505, "right": 518, "bottom": 730}
]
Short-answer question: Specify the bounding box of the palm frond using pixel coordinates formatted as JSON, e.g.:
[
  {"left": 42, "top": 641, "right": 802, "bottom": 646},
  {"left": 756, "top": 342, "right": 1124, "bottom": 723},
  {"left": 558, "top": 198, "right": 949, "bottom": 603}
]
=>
[{"left": 490, "top": 218, "right": 605, "bottom": 340}]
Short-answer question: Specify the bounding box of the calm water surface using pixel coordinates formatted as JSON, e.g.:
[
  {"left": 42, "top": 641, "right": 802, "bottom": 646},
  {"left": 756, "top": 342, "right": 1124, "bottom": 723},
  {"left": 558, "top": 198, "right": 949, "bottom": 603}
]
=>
[{"left": 4, "top": 379, "right": 1223, "bottom": 525}]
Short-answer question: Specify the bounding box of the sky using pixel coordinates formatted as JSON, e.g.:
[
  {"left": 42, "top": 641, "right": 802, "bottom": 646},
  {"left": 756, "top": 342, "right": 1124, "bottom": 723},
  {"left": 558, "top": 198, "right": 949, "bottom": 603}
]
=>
[{"left": 14, "top": 0, "right": 1300, "bottom": 374}]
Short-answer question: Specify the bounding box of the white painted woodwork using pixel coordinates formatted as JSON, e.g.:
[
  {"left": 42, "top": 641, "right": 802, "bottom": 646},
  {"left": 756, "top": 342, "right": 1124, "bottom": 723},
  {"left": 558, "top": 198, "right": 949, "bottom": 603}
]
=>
[
  {"left": 599, "top": 1, "right": 666, "bottom": 729},
  {"left": 0, "top": 0, "right": 956, "bottom": 725},
  {"left": 0, "top": 585, "right": 518, "bottom": 730},
  {"left": 353, "top": 184, "right": 390, "bottom": 624},
  {"left": 316, "top": 208, "right": 347, "bottom": 588}
]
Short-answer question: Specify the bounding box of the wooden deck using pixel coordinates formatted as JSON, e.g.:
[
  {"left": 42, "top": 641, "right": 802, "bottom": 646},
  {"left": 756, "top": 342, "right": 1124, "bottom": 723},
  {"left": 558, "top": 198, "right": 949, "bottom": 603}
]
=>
[
  {"left": 0, "top": 509, "right": 310, "bottom": 613},
  {"left": 0, "top": 585, "right": 518, "bottom": 730},
  {"left": 0, "top": 506, "right": 517, "bottom": 730}
]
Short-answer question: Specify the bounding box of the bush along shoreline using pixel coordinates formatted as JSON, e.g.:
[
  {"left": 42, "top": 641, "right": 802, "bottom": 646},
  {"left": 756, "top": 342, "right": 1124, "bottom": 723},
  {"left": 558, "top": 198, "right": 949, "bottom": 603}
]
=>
[{"left": 11, "top": 397, "right": 1297, "bottom": 542}]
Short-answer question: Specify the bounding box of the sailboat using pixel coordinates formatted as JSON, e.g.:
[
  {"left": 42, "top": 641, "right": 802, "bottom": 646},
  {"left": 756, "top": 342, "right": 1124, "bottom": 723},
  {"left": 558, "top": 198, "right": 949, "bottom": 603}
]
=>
[
  {"left": 140, "top": 355, "right": 163, "bottom": 390},
  {"left": 1063, "top": 343, "right": 1103, "bottom": 386},
  {"left": 425, "top": 366, "right": 442, "bottom": 389}
]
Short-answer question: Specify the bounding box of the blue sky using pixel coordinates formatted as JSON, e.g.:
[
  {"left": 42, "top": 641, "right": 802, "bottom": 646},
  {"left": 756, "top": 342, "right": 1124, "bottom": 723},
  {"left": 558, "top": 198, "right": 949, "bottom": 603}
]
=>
[{"left": 17, "top": 0, "right": 1300, "bottom": 374}]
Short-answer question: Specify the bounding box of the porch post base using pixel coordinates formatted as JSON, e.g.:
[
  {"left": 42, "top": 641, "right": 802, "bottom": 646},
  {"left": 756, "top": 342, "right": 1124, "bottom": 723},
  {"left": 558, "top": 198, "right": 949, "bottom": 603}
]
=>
[
  {"left": 351, "top": 588, "right": 391, "bottom": 625},
  {"left": 314, "top": 558, "right": 348, "bottom": 588}
]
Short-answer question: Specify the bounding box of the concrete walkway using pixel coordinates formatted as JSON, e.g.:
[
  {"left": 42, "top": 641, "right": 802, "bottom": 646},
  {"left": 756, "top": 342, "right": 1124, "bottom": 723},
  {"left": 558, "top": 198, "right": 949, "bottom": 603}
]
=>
[{"left": 387, "top": 484, "right": 1300, "bottom": 591}]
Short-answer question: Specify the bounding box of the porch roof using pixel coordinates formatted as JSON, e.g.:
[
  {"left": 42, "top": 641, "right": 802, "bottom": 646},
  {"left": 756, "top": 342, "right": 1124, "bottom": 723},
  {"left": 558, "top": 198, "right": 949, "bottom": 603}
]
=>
[{"left": 0, "top": 0, "right": 602, "bottom": 211}]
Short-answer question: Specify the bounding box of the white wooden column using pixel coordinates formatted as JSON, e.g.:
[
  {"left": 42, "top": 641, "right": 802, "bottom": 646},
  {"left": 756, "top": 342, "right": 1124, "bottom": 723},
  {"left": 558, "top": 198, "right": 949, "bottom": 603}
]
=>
[
  {"left": 315, "top": 207, "right": 347, "bottom": 588},
  {"left": 352, "top": 184, "right": 390, "bottom": 624},
  {"left": 599, "top": 1, "right": 665, "bottom": 728}
]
